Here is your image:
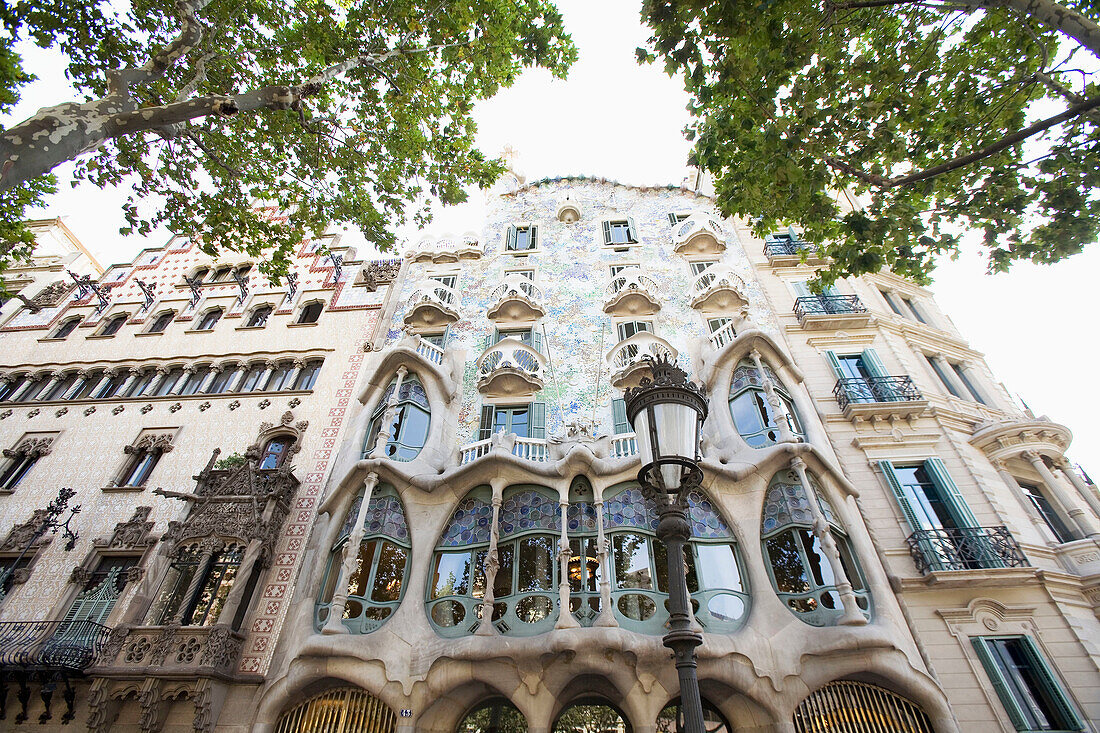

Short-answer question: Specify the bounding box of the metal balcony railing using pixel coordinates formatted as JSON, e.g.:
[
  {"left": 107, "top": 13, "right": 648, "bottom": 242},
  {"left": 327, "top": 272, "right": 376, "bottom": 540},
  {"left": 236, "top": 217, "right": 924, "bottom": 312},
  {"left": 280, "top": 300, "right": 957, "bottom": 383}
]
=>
[
  {"left": 834, "top": 376, "right": 922, "bottom": 408},
  {"left": 0, "top": 619, "right": 111, "bottom": 672},
  {"left": 764, "top": 238, "right": 816, "bottom": 257},
  {"left": 906, "top": 526, "right": 1028, "bottom": 574},
  {"left": 794, "top": 295, "right": 867, "bottom": 319}
]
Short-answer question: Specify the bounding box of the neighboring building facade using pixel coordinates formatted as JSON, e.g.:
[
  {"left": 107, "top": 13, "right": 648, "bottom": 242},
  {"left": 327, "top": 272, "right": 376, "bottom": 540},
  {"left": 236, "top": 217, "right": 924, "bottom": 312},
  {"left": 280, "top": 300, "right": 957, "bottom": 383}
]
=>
[
  {"left": 0, "top": 220, "right": 400, "bottom": 728},
  {"left": 1, "top": 172, "right": 1098, "bottom": 733}
]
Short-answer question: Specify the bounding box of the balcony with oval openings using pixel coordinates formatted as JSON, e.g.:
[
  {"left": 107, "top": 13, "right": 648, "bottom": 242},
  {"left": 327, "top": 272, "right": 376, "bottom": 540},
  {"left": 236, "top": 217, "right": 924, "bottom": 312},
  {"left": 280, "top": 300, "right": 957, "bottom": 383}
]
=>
[
  {"left": 477, "top": 331, "right": 546, "bottom": 397},
  {"left": 603, "top": 266, "right": 660, "bottom": 317},
  {"left": 605, "top": 321, "right": 677, "bottom": 389},
  {"left": 403, "top": 276, "right": 460, "bottom": 330},
  {"left": 689, "top": 262, "right": 748, "bottom": 313},
  {"left": 671, "top": 212, "right": 726, "bottom": 256},
  {"left": 487, "top": 273, "right": 545, "bottom": 323},
  {"left": 406, "top": 233, "right": 482, "bottom": 264}
]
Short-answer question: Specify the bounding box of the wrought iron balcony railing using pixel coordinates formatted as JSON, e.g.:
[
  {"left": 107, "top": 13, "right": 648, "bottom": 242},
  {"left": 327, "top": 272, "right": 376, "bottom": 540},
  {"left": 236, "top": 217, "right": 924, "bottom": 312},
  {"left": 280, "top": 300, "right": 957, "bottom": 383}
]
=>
[
  {"left": 764, "top": 238, "right": 817, "bottom": 257},
  {"left": 833, "top": 376, "right": 922, "bottom": 408},
  {"left": 906, "top": 526, "right": 1028, "bottom": 574},
  {"left": 794, "top": 295, "right": 867, "bottom": 319},
  {"left": 0, "top": 619, "right": 111, "bottom": 672}
]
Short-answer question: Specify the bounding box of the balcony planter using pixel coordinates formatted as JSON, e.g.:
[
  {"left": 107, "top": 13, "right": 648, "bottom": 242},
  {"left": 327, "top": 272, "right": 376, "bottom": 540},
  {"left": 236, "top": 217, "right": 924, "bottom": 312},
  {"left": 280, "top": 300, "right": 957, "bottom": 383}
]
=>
[
  {"left": 487, "top": 275, "right": 545, "bottom": 323},
  {"left": 605, "top": 332, "right": 677, "bottom": 389},
  {"left": 671, "top": 213, "right": 726, "bottom": 256},
  {"left": 603, "top": 268, "right": 661, "bottom": 316},
  {"left": 476, "top": 338, "right": 546, "bottom": 397},
  {"left": 689, "top": 266, "right": 748, "bottom": 313},
  {"left": 794, "top": 295, "right": 872, "bottom": 330}
]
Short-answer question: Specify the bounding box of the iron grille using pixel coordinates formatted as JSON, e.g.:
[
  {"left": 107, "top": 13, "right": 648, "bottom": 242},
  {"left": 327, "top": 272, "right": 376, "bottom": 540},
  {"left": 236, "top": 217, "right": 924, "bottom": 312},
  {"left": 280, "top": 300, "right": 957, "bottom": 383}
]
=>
[
  {"left": 794, "top": 679, "right": 935, "bottom": 733},
  {"left": 764, "top": 238, "right": 816, "bottom": 257},
  {"left": 794, "top": 295, "right": 867, "bottom": 319},
  {"left": 833, "top": 376, "right": 922, "bottom": 408},
  {"left": 906, "top": 525, "right": 1029, "bottom": 574},
  {"left": 0, "top": 619, "right": 111, "bottom": 672}
]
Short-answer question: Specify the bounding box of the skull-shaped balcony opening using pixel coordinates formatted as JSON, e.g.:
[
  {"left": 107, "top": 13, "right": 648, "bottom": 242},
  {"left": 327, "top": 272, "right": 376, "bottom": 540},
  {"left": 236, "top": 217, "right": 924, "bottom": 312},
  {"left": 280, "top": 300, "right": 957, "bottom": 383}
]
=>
[
  {"left": 671, "top": 213, "right": 726, "bottom": 256},
  {"left": 403, "top": 278, "right": 460, "bottom": 330},
  {"left": 487, "top": 274, "right": 545, "bottom": 324},
  {"left": 603, "top": 267, "right": 661, "bottom": 317}
]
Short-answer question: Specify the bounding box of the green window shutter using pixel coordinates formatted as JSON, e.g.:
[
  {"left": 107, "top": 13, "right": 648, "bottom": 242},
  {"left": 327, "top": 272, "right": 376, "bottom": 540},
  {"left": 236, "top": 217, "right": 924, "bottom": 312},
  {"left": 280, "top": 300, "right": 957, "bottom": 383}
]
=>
[
  {"left": 971, "top": 638, "right": 1031, "bottom": 730},
  {"left": 627, "top": 216, "right": 638, "bottom": 242},
  {"left": 787, "top": 225, "right": 800, "bottom": 241},
  {"left": 667, "top": 213, "right": 679, "bottom": 226},
  {"left": 529, "top": 402, "right": 546, "bottom": 439},
  {"left": 529, "top": 225, "right": 538, "bottom": 249},
  {"left": 825, "top": 351, "right": 844, "bottom": 378},
  {"left": 792, "top": 281, "right": 812, "bottom": 298},
  {"left": 821, "top": 282, "right": 839, "bottom": 296},
  {"left": 860, "top": 348, "right": 889, "bottom": 378},
  {"left": 1017, "top": 636, "right": 1084, "bottom": 731},
  {"left": 602, "top": 221, "right": 612, "bottom": 245},
  {"left": 878, "top": 460, "right": 922, "bottom": 533},
  {"left": 506, "top": 225, "right": 517, "bottom": 251},
  {"left": 478, "top": 406, "right": 495, "bottom": 441},
  {"left": 923, "top": 457, "right": 979, "bottom": 528},
  {"left": 612, "top": 398, "right": 630, "bottom": 434},
  {"left": 532, "top": 329, "right": 542, "bottom": 355}
]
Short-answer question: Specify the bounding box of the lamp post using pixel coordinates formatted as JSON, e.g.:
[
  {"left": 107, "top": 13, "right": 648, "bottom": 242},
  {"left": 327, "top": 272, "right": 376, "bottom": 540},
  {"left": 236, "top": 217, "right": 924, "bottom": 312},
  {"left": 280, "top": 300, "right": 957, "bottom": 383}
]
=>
[{"left": 623, "top": 354, "right": 708, "bottom": 733}]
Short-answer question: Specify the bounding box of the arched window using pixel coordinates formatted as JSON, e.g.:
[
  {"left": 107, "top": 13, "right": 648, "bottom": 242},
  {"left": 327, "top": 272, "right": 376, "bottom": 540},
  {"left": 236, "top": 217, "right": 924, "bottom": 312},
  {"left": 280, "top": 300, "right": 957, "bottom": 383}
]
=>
[
  {"left": 293, "top": 359, "right": 322, "bottom": 390},
  {"left": 553, "top": 701, "right": 632, "bottom": 733},
  {"left": 297, "top": 300, "right": 323, "bottom": 324},
  {"left": 265, "top": 361, "right": 295, "bottom": 391},
  {"left": 657, "top": 699, "right": 732, "bottom": 732},
  {"left": 0, "top": 375, "right": 27, "bottom": 402},
  {"left": 14, "top": 376, "right": 46, "bottom": 402},
  {"left": 603, "top": 485, "right": 748, "bottom": 633},
  {"left": 1, "top": 452, "right": 40, "bottom": 492},
  {"left": 761, "top": 469, "right": 869, "bottom": 626},
  {"left": 44, "top": 372, "right": 80, "bottom": 400},
  {"left": 237, "top": 363, "right": 267, "bottom": 392},
  {"left": 275, "top": 687, "right": 396, "bottom": 733},
  {"left": 72, "top": 370, "right": 105, "bottom": 400},
  {"left": 245, "top": 304, "right": 273, "bottom": 328},
  {"left": 211, "top": 266, "right": 232, "bottom": 282},
  {"left": 259, "top": 436, "right": 292, "bottom": 469},
  {"left": 154, "top": 367, "right": 184, "bottom": 396},
  {"left": 190, "top": 267, "right": 210, "bottom": 283},
  {"left": 147, "top": 310, "right": 175, "bottom": 333},
  {"left": 235, "top": 264, "right": 252, "bottom": 279},
  {"left": 52, "top": 317, "right": 82, "bottom": 339},
  {"left": 793, "top": 680, "right": 934, "bottom": 733},
  {"left": 124, "top": 370, "right": 155, "bottom": 397},
  {"left": 315, "top": 486, "right": 410, "bottom": 633},
  {"left": 728, "top": 359, "right": 803, "bottom": 447},
  {"left": 98, "top": 314, "right": 127, "bottom": 336},
  {"left": 457, "top": 698, "right": 528, "bottom": 732},
  {"left": 362, "top": 374, "right": 431, "bottom": 461},
  {"left": 119, "top": 447, "right": 163, "bottom": 487},
  {"left": 195, "top": 307, "right": 223, "bottom": 331},
  {"left": 428, "top": 486, "right": 561, "bottom": 636},
  {"left": 93, "top": 371, "right": 128, "bottom": 399},
  {"left": 178, "top": 366, "right": 210, "bottom": 395}
]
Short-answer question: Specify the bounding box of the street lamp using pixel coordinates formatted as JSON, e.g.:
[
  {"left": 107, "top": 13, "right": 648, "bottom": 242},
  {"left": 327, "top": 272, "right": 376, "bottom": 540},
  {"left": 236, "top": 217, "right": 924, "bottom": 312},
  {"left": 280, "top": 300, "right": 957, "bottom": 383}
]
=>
[{"left": 624, "top": 354, "right": 708, "bottom": 733}]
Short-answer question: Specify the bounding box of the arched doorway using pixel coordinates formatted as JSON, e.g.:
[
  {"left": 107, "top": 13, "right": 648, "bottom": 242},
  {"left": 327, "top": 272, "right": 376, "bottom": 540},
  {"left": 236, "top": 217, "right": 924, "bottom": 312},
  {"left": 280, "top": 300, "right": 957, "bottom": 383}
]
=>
[
  {"left": 274, "top": 687, "right": 396, "bottom": 732},
  {"left": 793, "top": 680, "right": 934, "bottom": 733},
  {"left": 656, "top": 699, "right": 732, "bottom": 732},
  {"left": 456, "top": 697, "right": 528, "bottom": 732},
  {"left": 553, "top": 699, "right": 632, "bottom": 733}
]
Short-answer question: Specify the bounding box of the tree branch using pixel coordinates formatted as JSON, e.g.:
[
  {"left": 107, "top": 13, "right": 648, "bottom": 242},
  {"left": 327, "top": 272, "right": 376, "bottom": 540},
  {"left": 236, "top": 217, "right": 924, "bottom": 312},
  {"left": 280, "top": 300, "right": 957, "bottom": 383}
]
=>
[{"left": 107, "top": 0, "right": 217, "bottom": 97}]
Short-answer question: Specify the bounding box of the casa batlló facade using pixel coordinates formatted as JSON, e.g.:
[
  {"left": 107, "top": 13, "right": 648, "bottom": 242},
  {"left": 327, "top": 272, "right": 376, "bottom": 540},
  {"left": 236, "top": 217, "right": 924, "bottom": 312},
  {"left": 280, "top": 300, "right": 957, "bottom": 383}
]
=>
[{"left": 0, "top": 170, "right": 1098, "bottom": 733}]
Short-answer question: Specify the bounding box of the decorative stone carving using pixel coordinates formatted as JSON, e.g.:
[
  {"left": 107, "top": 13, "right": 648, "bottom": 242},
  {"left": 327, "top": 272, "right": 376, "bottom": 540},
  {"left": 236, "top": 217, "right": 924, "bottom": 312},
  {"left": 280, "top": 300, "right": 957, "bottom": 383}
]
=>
[
  {"left": 125, "top": 433, "right": 175, "bottom": 456},
  {"left": 288, "top": 397, "right": 301, "bottom": 408},
  {"left": 83, "top": 406, "right": 96, "bottom": 416},
  {"left": 55, "top": 407, "right": 68, "bottom": 417},
  {"left": 228, "top": 400, "right": 241, "bottom": 411},
  {"left": 258, "top": 399, "right": 270, "bottom": 409},
  {"left": 169, "top": 403, "right": 182, "bottom": 413},
  {"left": 280, "top": 410, "right": 294, "bottom": 426},
  {"left": 112, "top": 405, "right": 125, "bottom": 415},
  {"left": 69, "top": 566, "right": 94, "bottom": 586},
  {"left": 198, "top": 402, "right": 211, "bottom": 411},
  {"left": 94, "top": 507, "right": 157, "bottom": 550},
  {"left": 140, "top": 404, "right": 154, "bottom": 414},
  {"left": 0, "top": 410, "right": 11, "bottom": 419},
  {"left": 360, "top": 259, "right": 401, "bottom": 291},
  {"left": 26, "top": 408, "right": 39, "bottom": 418},
  {"left": 0, "top": 509, "right": 54, "bottom": 552},
  {"left": 28, "top": 281, "right": 69, "bottom": 308},
  {"left": 3, "top": 435, "right": 54, "bottom": 459}
]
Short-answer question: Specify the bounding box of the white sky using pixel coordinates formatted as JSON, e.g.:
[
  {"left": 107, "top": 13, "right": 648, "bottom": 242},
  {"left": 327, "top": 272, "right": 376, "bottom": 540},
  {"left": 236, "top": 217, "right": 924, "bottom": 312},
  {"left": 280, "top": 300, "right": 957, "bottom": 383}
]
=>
[{"left": 7, "top": 0, "right": 1100, "bottom": 472}]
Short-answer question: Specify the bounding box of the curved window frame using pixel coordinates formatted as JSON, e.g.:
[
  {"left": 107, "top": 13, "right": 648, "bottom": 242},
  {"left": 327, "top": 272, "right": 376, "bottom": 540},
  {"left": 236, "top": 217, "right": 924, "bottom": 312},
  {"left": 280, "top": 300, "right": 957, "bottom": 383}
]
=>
[
  {"left": 97, "top": 314, "right": 128, "bottom": 337},
  {"left": 52, "top": 317, "right": 82, "bottom": 340},
  {"left": 258, "top": 436, "right": 293, "bottom": 469},
  {"left": 728, "top": 359, "right": 804, "bottom": 448},
  {"left": 296, "top": 300, "right": 324, "bottom": 324},
  {"left": 194, "top": 308, "right": 223, "bottom": 331},
  {"left": 245, "top": 304, "right": 273, "bottom": 328},
  {"left": 760, "top": 469, "right": 870, "bottom": 627},
  {"left": 362, "top": 374, "right": 431, "bottom": 462},
  {"left": 293, "top": 360, "right": 322, "bottom": 390},
  {"left": 274, "top": 687, "right": 396, "bottom": 733},
  {"left": 315, "top": 485, "right": 411, "bottom": 634},
  {"left": 146, "top": 310, "right": 175, "bottom": 334}
]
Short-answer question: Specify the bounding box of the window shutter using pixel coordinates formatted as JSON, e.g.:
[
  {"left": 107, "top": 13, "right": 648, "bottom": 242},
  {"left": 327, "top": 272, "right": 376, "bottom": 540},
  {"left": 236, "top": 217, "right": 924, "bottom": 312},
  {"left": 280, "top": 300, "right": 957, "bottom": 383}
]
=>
[
  {"left": 506, "top": 225, "right": 517, "bottom": 251},
  {"left": 923, "top": 457, "right": 979, "bottom": 529},
  {"left": 792, "top": 281, "right": 812, "bottom": 299},
  {"left": 824, "top": 351, "right": 844, "bottom": 378},
  {"left": 478, "top": 406, "right": 495, "bottom": 441},
  {"left": 602, "top": 221, "right": 612, "bottom": 245},
  {"left": 787, "top": 225, "right": 800, "bottom": 241},
  {"left": 529, "top": 402, "right": 546, "bottom": 439},
  {"left": 529, "top": 225, "right": 538, "bottom": 249},
  {"left": 822, "top": 282, "right": 839, "bottom": 296},
  {"left": 1017, "top": 636, "right": 1084, "bottom": 730},
  {"left": 532, "top": 329, "right": 542, "bottom": 355},
  {"left": 971, "top": 638, "right": 1030, "bottom": 730},
  {"left": 627, "top": 217, "right": 638, "bottom": 242},
  {"left": 667, "top": 213, "right": 679, "bottom": 226},
  {"left": 877, "top": 460, "right": 922, "bottom": 533},
  {"left": 612, "top": 398, "right": 630, "bottom": 434},
  {"left": 860, "top": 348, "right": 889, "bottom": 378}
]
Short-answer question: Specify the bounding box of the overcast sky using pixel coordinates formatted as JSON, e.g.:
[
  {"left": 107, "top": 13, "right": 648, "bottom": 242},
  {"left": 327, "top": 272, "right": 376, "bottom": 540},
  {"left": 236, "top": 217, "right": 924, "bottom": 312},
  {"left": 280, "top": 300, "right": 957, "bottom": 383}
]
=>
[{"left": 7, "top": 0, "right": 1100, "bottom": 471}]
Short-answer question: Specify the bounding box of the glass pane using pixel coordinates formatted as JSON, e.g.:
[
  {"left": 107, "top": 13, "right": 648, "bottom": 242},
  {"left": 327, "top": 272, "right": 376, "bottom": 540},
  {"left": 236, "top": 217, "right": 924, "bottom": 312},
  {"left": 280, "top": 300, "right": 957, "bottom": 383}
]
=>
[
  {"left": 617, "top": 593, "right": 656, "bottom": 620},
  {"left": 765, "top": 532, "right": 810, "bottom": 593},
  {"left": 731, "top": 391, "right": 765, "bottom": 435},
  {"left": 371, "top": 542, "right": 406, "bottom": 602},
  {"left": 495, "top": 543, "right": 514, "bottom": 598},
  {"left": 613, "top": 534, "right": 653, "bottom": 590},
  {"left": 798, "top": 530, "right": 836, "bottom": 587},
  {"left": 515, "top": 595, "right": 553, "bottom": 623},
  {"left": 430, "top": 600, "right": 465, "bottom": 627},
  {"left": 430, "top": 552, "right": 471, "bottom": 598},
  {"left": 517, "top": 536, "right": 554, "bottom": 591},
  {"left": 695, "top": 543, "right": 743, "bottom": 591},
  {"left": 347, "top": 540, "right": 379, "bottom": 598},
  {"left": 654, "top": 541, "right": 698, "bottom": 593}
]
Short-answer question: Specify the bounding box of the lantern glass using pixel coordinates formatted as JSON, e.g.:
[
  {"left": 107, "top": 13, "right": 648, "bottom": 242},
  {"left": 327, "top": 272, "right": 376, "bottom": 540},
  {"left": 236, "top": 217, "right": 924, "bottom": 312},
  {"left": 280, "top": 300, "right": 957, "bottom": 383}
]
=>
[{"left": 632, "top": 400, "right": 701, "bottom": 492}]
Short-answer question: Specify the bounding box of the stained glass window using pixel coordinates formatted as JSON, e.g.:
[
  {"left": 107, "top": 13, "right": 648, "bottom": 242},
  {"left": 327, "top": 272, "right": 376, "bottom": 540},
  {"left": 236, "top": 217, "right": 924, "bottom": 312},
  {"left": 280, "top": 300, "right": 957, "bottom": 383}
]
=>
[{"left": 363, "top": 374, "right": 431, "bottom": 461}]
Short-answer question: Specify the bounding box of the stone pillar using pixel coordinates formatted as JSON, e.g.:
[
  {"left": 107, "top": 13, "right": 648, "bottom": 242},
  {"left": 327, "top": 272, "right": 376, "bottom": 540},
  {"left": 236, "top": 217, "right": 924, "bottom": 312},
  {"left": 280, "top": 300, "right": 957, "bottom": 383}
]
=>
[
  {"left": 751, "top": 349, "right": 795, "bottom": 443},
  {"left": 1023, "top": 451, "right": 1099, "bottom": 539},
  {"left": 171, "top": 539, "right": 222, "bottom": 625},
  {"left": 555, "top": 497, "right": 578, "bottom": 629},
  {"left": 170, "top": 366, "right": 196, "bottom": 396},
  {"left": 930, "top": 354, "right": 967, "bottom": 398},
  {"left": 790, "top": 457, "right": 865, "bottom": 625},
  {"left": 476, "top": 478, "right": 506, "bottom": 636},
  {"left": 8, "top": 375, "right": 41, "bottom": 402},
  {"left": 87, "top": 369, "right": 116, "bottom": 399},
  {"left": 196, "top": 366, "right": 220, "bottom": 394},
  {"left": 594, "top": 494, "right": 616, "bottom": 627},
  {"left": 286, "top": 360, "right": 306, "bottom": 391},
  {"left": 38, "top": 372, "right": 65, "bottom": 400},
  {"left": 146, "top": 367, "right": 171, "bottom": 396},
  {"left": 119, "top": 368, "right": 142, "bottom": 397},
  {"left": 322, "top": 473, "right": 379, "bottom": 634},
  {"left": 225, "top": 363, "right": 249, "bottom": 393},
  {"left": 1054, "top": 457, "right": 1100, "bottom": 524},
  {"left": 62, "top": 371, "right": 90, "bottom": 400},
  {"left": 370, "top": 366, "right": 408, "bottom": 458},
  {"left": 256, "top": 361, "right": 277, "bottom": 392}
]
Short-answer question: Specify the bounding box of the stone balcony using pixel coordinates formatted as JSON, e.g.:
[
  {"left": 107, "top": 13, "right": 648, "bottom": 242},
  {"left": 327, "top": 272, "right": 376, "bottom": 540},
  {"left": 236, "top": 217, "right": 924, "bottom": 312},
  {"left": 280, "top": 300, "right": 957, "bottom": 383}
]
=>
[
  {"left": 403, "top": 280, "right": 460, "bottom": 330},
  {"left": 476, "top": 337, "right": 546, "bottom": 397},
  {"left": 487, "top": 274, "right": 545, "bottom": 323},
  {"left": 606, "top": 332, "right": 677, "bottom": 389},
  {"left": 833, "top": 376, "right": 929, "bottom": 421},
  {"left": 671, "top": 213, "right": 726, "bottom": 256},
  {"left": 603, "top": 268, "right": 660, "bottom": 316},
  {"left": 690, "top": 265, "right": 748, "bottom": 313},
  {"left": 794, "top": 295, "right": 871, "bottom": 330},
  {"left": 405, "top": 234, "right": 482, "bottom": 264},
  {"left": 92, "top": 624, "right": 244, "bottom": 680}
]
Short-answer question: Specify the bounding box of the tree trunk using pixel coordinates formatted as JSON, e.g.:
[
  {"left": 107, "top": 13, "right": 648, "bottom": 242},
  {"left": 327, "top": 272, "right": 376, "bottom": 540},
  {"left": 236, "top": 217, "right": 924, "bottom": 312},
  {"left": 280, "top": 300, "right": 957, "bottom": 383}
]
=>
[{"left": 974, "top": 0, "right": 1100, "bottom": 57}]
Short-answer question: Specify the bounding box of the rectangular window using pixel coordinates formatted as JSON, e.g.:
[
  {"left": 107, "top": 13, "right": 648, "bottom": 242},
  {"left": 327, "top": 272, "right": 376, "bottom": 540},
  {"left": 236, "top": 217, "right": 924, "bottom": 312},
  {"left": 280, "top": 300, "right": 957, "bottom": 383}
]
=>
[
  {"left": 1019, "top": 482, "right": 1076, "bottom": 544},
  {"left": 668, "top": 212, "right": 690, "bottom": 225},
  {"left": 901, "top": 296, "right": 927, "bottom": 323},
  {"left": 707, "top": 317, "right": 732, "bottom": 334},
  {"left": 429, "top": 274, "right": 458, "bottom": 289},
  {"left": 690, "top": 261, "right": 716, "bottom": 276},
  {"left": 611, "top": 398, "right": 631, "bottom": 434},
  {"left": 609, "top": 264, "right": 635, "bottom": 277},
  {"left": 616, "top": 320, "right": 652, "bottom": 341},
  {"left": 507, "top": 269, "right": 535, "bottom": 281},
  {"left": 478, "top": 403, "right": 545, "bottom": 440},
  {"left": 925, "top": 355, "right": 963, "bottom": 398},
  {"left": 879, "top": 289, "right": 905, "bottom": 316},
  {"left": 971, "top": 636, "right": 1083, "bottom": 732},
  {"left": 602, "top": 218, "right": 638, "bottom": 246},
  {"left": 506, "top": 225, "right": 537, "bottom": 252},
  {"left": 951, "top": 363, "right": 987, "bottom": 404}
]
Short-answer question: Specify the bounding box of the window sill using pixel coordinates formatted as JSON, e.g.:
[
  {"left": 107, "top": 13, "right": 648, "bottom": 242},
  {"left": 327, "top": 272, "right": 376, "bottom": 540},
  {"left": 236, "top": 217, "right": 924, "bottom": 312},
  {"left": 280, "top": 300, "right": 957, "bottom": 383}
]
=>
[
  {"left": 102, "top": 484, "right": 145, "bottom": 493},
  {"left": 602, "top": 242, "right": 640, "bottom": 249},
  {"left": 135, "top": 331, "right": 165, "bottom": 337},
  {"left": 85, "top": 334, "right": 119, "bottom": 340},
  {"left": 36, "top": 337, "right": 68, "bottom": 343},
  {"left": 236, "top": 325, "right": 269, "bottom": 331},
  {"left": 504, "top": 249, "right": 540, "bottom": 256},
  {"left": 184, "top": 328, "right": 215, "bottom": 334},
  {"left": 287, "top": 322, "right": 319, "bottom": 328}
]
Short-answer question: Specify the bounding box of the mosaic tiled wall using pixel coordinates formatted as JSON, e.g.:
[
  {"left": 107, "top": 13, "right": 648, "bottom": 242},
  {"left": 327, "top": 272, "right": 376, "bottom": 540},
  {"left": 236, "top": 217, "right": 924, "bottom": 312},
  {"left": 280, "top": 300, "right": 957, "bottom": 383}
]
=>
[{"left": 389, "top": 180, "right": 779, "bottom": 447}]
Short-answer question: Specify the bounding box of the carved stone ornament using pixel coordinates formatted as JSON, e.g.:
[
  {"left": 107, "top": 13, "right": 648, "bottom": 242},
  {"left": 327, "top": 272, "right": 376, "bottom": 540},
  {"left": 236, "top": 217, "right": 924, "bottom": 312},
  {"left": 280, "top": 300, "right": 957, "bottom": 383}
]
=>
[
  {"left": 3, "top": 435, "right": 54, "bottom": 459},
  {"left": 84, "top": 406, "right": 96, "bottom": 416},
  {"left": 140, "top": 404, "right": 154, "bottom": 414},
  {"left": 26, "top": 408, "right": 39, "bottom": 418},
  {"left": 0, "top": 410, "right": 11, "bottom": 419},
  {"left": 228, "top": 400, "right": 240, "bottom": 411},
  {"left": 112, "top": 405, "right": 125, "bottom": 415},
  {"left": 55, "top": 407, "right": 68, "bottom": 417},
  {"left": 258, "top": 399, "right": 270, "bottom": 410},
  {"left": 288, "top": 397, "right": 301, "bottom": 408},
  {"left": 280, "top": 410, "right": 294, "bottom": 426},
  {"left": 169, "top": 403, "right": 182, "bottom": 413},
  {"left": 69, "top": 565, "right": 94, "bottom": 586},
  {"left": 29, "top": 281, "right": 69, "bottom": 308},
  {"left": 125, "top": 433, "right": 176, "bottom": 456},
  {"left": 198, "top": 402, "right": 211, "bottom": 411},
  {"left": 94, "top": 507, "right": 157, "bottom": 550},
  {"left": 360, "top": 259, "right": 401, "bottom": 291},
  {"left": 0, "top": 509, "right": 54, "bottom": 552}
]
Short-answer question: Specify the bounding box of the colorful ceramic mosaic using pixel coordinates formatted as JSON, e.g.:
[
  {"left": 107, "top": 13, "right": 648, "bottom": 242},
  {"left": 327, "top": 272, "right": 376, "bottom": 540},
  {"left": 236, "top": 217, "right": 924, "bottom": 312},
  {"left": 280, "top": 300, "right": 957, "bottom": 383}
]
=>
[
  {"left": 500, "top": 489, "right": 561, "bottom": 537},
  {"left": 730, "top": 361, "right": 783, "bottom": 393},
  {"left": 762, "top": 473, "right": 838, "bottom": 535},
  {"left": 566, "top": 501, "right": 599, "bottom": 533},
  {"left": 439, "top": 494, "right": 493, "bottom": 547},
  {"left": 603, "top": 487, "right": 661, "bottom": 532}
]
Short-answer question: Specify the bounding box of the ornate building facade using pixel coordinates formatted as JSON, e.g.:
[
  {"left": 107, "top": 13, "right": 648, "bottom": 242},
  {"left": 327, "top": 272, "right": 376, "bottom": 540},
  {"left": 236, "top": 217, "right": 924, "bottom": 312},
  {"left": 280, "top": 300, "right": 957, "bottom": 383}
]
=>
[{"left": 1, "top": 173, "right": 1098, "bottom": 732}]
